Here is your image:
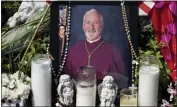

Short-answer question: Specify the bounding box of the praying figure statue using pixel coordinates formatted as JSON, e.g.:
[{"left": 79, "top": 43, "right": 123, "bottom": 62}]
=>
[
  {"left": 98, "top": 75, "right": 118, "bottom": 107},
  {"left": 56, "top": 74, "right": 74, "bottom": 106}
]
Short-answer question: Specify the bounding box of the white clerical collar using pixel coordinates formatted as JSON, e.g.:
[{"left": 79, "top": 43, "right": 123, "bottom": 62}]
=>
[{"left": 86, "top": 36, "right": 101, "bottom": 43}]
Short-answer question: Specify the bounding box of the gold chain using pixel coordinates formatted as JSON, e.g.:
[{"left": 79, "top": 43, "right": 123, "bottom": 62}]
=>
[
  {"left": 85, "top": 40, "right": 104, "bottom": 65},
  {"left": 121, "top": 1, "right": 137, "bottom": 59},
  {"left": 60, "top": 37, "right": 65, "bottom": 59}
]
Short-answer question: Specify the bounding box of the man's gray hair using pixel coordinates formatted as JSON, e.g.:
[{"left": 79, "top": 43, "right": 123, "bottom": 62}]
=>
[{"left": 83, "top": 9, "right": 104, "bottom": 26}]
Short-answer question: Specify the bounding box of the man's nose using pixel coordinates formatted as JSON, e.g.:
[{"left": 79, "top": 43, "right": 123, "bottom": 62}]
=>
[{"left": 90, "top": 23, "right": 95, "bottom": 29}]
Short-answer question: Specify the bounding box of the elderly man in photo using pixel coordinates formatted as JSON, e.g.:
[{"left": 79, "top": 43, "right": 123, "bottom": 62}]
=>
[{"left": 65, "top": 9, "right": 128, "bottom": 88}]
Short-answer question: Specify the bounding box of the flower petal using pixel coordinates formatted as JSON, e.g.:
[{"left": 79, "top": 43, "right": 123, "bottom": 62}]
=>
[
  {"left": 161, "top": 33, "right": 172, "bottom": 43},
  {"left": 165, "top": 54, "right": 172, "bottom": 60},
  {"left": 155, "top": 1, "right": 164, "bottom": 8},
  {"left": 169, "top": 2, "right": 177, "bottom": 16},
  {"left": 166, "top": 23, "right": 176, "bottom": 35}
]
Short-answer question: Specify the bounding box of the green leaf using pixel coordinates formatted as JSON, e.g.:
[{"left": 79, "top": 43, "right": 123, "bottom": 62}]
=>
[
  {"left": 157, "top": 59, "right": 163, "bottom": 69},
  {"left": 144, "top": 50, "right": 153, "bottom": 55},
  {"left": 40, "top": 43, "right": 46, "bottom": 50},
  {"left": 30, "top": 45, "right": 36, "bottom": 53}
]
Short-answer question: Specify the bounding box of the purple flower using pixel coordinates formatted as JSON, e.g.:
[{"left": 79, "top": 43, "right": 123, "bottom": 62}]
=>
[
  {"left": 169, "top": 2, "right": 177, "bottom": 16},
  {"left": 165, "top": 54, "right": 172, "bottom": 61},
  {"left": 166, "top": 23, "right": 176, "bottom": 35},
  {"left": 155, "top": 1, "right": 164, "bottom": 8},
  {"left": 158, "top": 36, "right": 172, "bottom": 60},
  {"left": 161, "top": 33, "right": 172, "bottom": 43}
]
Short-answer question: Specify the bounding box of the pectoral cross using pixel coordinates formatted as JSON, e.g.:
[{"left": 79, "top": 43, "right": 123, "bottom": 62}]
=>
[
  {"left": 88, "top": 55, "right": 91, "bottom": 66},
  {"left": 85, "top": 40, "right": 104, "bottom": 66}
]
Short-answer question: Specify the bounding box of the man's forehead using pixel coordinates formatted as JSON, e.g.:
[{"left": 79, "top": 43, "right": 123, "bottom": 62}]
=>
[
  {"left": 87, "top": 10, "right": 100, "bottom": 15},
  {"left": 84, "top": 12, "right": 101, "bottom": 21}
]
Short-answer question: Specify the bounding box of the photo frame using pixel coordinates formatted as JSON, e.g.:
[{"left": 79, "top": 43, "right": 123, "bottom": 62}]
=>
[{"left": 50, "top": 1, "right": 139, "bottom": 106}]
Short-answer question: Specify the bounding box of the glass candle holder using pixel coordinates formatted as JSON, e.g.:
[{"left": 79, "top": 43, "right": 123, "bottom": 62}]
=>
[
  {"left": 138, "top": 55, "right": 159, "bottom": 106},
  {"left": 76, "top": 65, "right": 96, "bottom": 106},
  {"left": 120, "top": 88, "right": 137, "bottom": 106}
]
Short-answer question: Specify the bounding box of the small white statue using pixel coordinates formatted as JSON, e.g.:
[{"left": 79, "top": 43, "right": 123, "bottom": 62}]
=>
[
  {"left": 98, "top": 75, "right": 118, "bottom": 107},
  {"left": 56, "top": 74, "right": 74, "bottom": 106}
]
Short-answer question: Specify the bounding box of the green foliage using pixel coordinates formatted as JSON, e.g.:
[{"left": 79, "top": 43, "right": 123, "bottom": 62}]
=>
[
  {"left": 2, "top": 1, "right": 21, "bottom": 11},
  {"left": 1, "top": 4, "right": 50, "bottom": 77},
  {"left": 19, "top": 35, "right": 50, "bottom": 75}
]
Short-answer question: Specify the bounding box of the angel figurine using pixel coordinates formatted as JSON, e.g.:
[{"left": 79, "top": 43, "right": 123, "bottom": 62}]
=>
[
  {"left": 98, "top": 75, "right": 118, "bottom": 107},
  {"left": 56, "top": 74, "right": 74, "bottom": 106}
]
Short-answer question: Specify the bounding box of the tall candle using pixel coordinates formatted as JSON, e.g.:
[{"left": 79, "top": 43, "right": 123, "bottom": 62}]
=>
[
  {"left": 138, "top": 65, "right": 159, "bottom": 106},
  {"left": 31, "top": 54, "right": 51, "bottom": 106}
]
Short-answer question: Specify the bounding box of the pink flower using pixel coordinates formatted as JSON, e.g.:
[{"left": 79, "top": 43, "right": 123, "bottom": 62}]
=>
[
  {"left": 154, "top": 1, "right": 164, "bottom": 8},
  {"left": 166, "top": 23, "right": 176, "bottom": 35},
  {"left": 167, "top": 82, "right": 177, "bottom": 101},
  {"left": 159, "top": 31, "right": 173, "bottom": 61},
  {"left": 169, "top": 2, "right": 177, "bottom": 16},
  {"left": 161, "top": 99, "right": 172, "bottom": 107},
  {"left": 161, "top": 33, "right": 172, "bottom": 43}
]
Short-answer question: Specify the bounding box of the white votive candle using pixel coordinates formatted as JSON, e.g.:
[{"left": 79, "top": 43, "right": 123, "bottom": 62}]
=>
[
  {"left": 76, "top": 83, "right": 96, "bottom": 106},
  {"left": 138, "top": 65, "right": 159, "bottom": 106},
  {"left": 120, "top": 88, "right": 137, "bottom": 106}
]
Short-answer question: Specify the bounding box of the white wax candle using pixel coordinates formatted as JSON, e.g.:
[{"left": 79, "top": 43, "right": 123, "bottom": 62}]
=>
[
  {"left": 76, "top": 84, "right": 96, "bottom": 106},
  {"left": 138, "top": 65, "right": 159, "bottom": 106},
  {"left": 31, "top": 55, "right": 51, "bottom": 106}
]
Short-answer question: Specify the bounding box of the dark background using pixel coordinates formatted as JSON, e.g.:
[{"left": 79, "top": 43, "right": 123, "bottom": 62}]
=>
[{"left": 50, "top": 1, "right": 139, "bottom": 106}]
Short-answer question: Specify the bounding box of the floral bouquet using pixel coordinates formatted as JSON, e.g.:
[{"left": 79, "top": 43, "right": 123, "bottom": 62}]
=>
[{"left": 1, "top": 71, "right": 31, "bottom": 106}]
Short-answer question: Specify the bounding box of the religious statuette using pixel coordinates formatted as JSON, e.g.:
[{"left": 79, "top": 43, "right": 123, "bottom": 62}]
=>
[
  {"left": 76, "top": 66, "right": 96, "bottom": 106},
  {"left": 98, "top": 75, "right": 118, "bottom": 107},
  {"left": 120, "top": 86, "right": 137, "bottom": 106},
  {"left": 31, "top": 54, "right": 51, "bottom": 106},
  {"left": 138, "top": 55, "right": 160, "bottom": 106},
  {"left": 56, "top": 74, "right": 74, "bottom": 106}
]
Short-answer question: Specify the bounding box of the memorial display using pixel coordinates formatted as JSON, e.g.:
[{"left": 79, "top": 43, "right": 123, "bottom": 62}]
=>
[{"left": 1, "top": 1, "right": 177, "bottom": 107}]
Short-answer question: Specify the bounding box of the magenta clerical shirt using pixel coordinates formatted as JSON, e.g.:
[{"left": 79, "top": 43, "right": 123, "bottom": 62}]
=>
[{"left": 65, "top": 38, "right": 128, "bottom": 88}]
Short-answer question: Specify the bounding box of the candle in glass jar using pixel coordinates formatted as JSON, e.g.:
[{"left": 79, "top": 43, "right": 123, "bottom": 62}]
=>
[
  {"left": 76, "top": 66, "right": 96, "bottom": 106},
  {"left": 31, "top": 54, "right": 51, "bottom": 106},
  {"left": 138, "top": 65, "right": 159, "bottom": 106},
  {"left": 120, "top": 88, "right": 137, "bottom": 106},
  {"left": 76, "top": 82, "right": 96, "bottom": 106}
]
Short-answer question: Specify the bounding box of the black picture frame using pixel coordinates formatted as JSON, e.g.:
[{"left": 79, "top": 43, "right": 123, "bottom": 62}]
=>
[{"left": 50, "top": 1, "right": 139, "bottom": 106}]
